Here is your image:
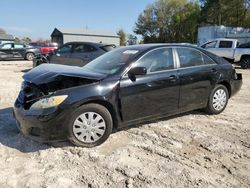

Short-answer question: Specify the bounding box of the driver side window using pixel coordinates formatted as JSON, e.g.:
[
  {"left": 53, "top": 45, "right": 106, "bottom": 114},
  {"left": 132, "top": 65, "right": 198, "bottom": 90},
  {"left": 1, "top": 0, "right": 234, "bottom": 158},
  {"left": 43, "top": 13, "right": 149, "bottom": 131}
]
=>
[
  {"left": 135, "top": 48, "right": 174, "bottom": 73},
  {"left": 1, "top": 44, "right": 12, "bottom": 49}
]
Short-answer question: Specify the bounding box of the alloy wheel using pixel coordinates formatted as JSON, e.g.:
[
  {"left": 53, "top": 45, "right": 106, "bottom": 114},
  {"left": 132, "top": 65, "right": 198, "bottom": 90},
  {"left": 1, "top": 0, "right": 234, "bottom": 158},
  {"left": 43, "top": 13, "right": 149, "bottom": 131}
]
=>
[{"left": 241, "top": 59, "right": 250, "bottom": 69}]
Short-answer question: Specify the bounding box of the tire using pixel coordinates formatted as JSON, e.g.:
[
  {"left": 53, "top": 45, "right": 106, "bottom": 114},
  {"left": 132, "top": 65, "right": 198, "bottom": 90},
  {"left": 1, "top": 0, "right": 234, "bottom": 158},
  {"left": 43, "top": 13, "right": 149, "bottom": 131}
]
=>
[
  {"left": 205, "top": 84, "right": 229, "bottom": 114},
  {"left": 67, "top": 103, "right": 113, "bottom": 147},
  {"left": 25, "top": 52, "right": 34, "bottom": 61},
  {"left": 240, "top": 57, "right": 250, "bottom": 69}
]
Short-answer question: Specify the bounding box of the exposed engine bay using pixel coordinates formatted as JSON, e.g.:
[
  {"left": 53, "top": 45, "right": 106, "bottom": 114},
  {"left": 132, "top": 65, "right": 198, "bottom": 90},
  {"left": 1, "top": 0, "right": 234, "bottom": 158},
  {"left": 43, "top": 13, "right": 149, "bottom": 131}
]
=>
[{"left": 19, "top": 76, "right": 98, "bottom": 110}]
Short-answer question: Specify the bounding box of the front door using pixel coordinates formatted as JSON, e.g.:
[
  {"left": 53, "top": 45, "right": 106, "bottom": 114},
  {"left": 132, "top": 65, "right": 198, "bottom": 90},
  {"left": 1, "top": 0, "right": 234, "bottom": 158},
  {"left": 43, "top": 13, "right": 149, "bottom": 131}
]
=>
[
  {"left": 0, "top": 43, "right": 14, "bottom": 59},
  {"left": 49, "top": 43, "right": 73, "bottom": 65},
  {"left": 119, "top": 48, "right": 180, "bottom": 123}
]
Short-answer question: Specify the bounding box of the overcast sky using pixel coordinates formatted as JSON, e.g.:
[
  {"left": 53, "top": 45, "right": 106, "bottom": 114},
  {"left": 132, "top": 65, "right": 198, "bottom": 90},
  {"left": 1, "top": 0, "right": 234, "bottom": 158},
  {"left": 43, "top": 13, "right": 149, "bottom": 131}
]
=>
[{"left": 0, "top": 0, "right": 155, "bottom": 40}]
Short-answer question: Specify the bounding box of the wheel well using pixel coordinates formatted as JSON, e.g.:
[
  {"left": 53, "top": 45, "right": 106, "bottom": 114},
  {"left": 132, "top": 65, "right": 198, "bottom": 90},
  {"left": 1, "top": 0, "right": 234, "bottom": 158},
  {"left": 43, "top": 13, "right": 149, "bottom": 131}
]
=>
[
  {"left": 25, "top": 52, "right": 34, "bottom": 55},
  {"left": 218, "top": 81, "right": 231, "bottom": 97},
  {"left": 83, "top": 100, "right": 118, "bottom": 130},
  {"left": 240, "top": 55, "right": 250, "bottom": 61}
]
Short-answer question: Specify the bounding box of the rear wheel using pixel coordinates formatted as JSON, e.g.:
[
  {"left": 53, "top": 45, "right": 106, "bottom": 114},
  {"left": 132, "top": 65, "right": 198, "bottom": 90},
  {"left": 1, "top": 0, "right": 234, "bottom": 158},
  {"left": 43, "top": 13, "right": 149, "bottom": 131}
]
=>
[
  {"left": 205, "top": 85, "right": 229, "bottom": 114},
  {"left": 240, "top": 57, "right": 250, "bottom": 69},
  {"left": 67, "top": 103, "right": 113, "bottom": 147},
  {"left": 25, "top": 52, "right": 34, "bottom": 61}
]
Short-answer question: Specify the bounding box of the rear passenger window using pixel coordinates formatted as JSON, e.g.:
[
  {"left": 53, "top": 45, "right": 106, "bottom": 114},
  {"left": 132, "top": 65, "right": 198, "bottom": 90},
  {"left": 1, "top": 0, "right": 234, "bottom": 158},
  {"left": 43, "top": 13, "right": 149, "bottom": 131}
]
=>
[
  {"left": 176, "top": 48, "right": 203, "bottom": 68},
  {"left": 14, "top": 44, "right": 24, "bottom": 49},
  {"left": 74, "top": 44, "right": 85, "bottom": 53},
  {"left": 219, "top": 41, "right": 233, "bottom": 48},
  {"left": 84, "top": 45, "right": 97, "bottom": 52},
  {"left": 202, "top": 54, "right": 215, "bottom": 65},
  {"left": 136, "top": 48, "right": 174, "bottom": 73}
]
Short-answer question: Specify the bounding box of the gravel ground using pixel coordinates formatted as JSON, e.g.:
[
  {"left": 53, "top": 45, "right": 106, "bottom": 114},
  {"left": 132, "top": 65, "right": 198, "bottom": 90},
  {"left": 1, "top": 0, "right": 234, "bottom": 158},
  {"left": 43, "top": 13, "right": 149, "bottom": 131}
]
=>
[{"left": 0, "top": 61, "right": 249, "bottom": 188}]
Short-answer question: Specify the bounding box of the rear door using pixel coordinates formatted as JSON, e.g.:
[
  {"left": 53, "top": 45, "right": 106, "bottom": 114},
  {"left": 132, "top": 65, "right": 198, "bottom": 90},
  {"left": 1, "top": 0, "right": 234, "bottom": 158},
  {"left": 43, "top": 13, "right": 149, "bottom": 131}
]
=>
[
  {"left": 175, "top": 47, "right": 218, "bottom": 111},
  {"left": 49, "top": 43, "right": 73, "bottom": 65},
  {"left": 0, "top": 43, "right": 14, "bottom": 59},
  {"left": 13, "top": 44, "right": 26, "bottom": 58},
  {"left": 119, "top": 47, "right": 180, "bottom": 123}
]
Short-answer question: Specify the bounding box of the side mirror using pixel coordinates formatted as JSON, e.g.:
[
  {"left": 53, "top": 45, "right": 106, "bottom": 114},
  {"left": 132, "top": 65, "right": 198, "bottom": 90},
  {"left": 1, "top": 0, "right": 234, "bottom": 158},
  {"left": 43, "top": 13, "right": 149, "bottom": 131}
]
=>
[{"left": 128, "top": 67, "right": 147, "bottom": 81}]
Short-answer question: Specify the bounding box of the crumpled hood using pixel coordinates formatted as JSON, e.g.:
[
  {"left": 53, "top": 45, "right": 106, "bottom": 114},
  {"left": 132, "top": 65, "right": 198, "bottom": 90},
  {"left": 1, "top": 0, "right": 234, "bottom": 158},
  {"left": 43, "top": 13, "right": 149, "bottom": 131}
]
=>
[{"left": 23, "top": 64, "right": 106, "bottom": 84}]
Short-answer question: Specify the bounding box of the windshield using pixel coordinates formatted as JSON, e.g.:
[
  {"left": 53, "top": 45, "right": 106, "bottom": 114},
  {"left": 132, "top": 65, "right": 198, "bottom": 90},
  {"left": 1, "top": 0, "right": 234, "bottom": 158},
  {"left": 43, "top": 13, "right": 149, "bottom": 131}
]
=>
[{"left": 82, "top": 47, "right": 141, "bottom": 75}]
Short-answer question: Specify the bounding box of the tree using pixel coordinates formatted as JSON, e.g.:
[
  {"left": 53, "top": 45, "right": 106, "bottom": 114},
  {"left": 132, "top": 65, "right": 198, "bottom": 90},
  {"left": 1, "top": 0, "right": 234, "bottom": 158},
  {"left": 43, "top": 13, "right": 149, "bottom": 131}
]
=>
[
  {"left": 22, "top": 37, "right": 32, "bottom": 43},
  {"left": 200, "top": 0, "right": 250, "bottom": 27},
  {"left": 117, "top": 29, "right": 126, "bottom": 46},
  {"left": 134, "top": 4, "right": 159, "bottom": 43},
  {"left": 127, "top": 34, "right": 138, "bottom": 45},
  {"left": 134, "top": 0, "right": 200, "bottom": 43},
  {"left": 14, "top": 37, "right": 21, "bottom": 43}
]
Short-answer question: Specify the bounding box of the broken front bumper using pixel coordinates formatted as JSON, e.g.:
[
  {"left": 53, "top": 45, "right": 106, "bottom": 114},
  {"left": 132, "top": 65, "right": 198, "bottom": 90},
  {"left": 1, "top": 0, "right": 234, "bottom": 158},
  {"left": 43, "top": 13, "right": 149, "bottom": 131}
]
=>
[{"left": 13, "top": 100, "right": 70, "bottom": 143}]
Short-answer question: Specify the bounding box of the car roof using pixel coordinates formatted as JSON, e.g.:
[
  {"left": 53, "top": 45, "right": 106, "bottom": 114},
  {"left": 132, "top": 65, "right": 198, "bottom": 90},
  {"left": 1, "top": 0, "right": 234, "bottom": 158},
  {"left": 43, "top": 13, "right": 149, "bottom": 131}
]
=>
[
  {"left": 114, "top": 43, "right": 201, "bottom": 51},
  {"left": 64, "top": 41, "right": 114, "bottom": 47}
]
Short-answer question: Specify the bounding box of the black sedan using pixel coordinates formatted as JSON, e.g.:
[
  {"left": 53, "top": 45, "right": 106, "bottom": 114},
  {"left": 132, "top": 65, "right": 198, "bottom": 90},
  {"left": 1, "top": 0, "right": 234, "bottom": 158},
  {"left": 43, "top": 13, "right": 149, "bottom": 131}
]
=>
[
  {"left": 14, "top": 44, "right": 242, "bottom": 147},
  {"left": 0, "top": 43, "right": 40, "bottom": 61}
]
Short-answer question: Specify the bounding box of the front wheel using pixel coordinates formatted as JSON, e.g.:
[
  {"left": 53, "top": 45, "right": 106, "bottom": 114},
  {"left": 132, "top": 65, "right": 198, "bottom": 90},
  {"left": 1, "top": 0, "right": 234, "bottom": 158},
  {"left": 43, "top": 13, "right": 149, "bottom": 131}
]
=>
[
  {"left": 240, "top": 57, "right": 250, "bottom": 69},
  {"left": 67, "top": 103, "right": 113, "bottom": 147},
  {"left": 205, "top": 85, "right": 229, "bottom": 114}
]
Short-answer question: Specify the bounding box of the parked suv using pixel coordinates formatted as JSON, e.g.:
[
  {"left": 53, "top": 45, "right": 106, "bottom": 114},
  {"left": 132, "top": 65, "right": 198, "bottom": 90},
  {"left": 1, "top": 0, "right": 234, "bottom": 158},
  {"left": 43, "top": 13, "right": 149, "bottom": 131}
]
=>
[
  {"left": 47, "top": 42, "right": 116, "bottom": 67},
  {"left": 29, "top": 42, "right": 58, "bottom": 54},
  {"left": 0, "top": 43, "right": 40, "bottom": 61}
]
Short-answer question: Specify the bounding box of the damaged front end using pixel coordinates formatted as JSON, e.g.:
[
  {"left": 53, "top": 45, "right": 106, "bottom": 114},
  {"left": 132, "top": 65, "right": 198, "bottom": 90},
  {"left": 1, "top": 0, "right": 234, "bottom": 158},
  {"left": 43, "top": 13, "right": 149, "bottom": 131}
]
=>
[
  {"left": 13, "top": 64, "right": 104, "bottom": 142},
  {"left": 18, "top": 76, "right": 98, "bottom": 110}
]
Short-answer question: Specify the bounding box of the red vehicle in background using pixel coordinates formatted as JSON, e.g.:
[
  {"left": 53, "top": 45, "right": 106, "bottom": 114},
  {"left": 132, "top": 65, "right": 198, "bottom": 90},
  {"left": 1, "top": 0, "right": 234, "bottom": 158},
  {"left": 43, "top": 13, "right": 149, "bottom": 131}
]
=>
[{"left": 29, "top": 42, "right": 58, "bottom": 54}]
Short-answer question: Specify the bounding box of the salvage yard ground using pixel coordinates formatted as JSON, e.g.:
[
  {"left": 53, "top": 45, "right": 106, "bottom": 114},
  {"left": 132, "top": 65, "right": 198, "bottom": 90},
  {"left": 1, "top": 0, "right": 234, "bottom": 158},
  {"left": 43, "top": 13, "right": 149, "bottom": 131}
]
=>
[{"left": 0, "top": 61, "right": 249, "bottom": 188}]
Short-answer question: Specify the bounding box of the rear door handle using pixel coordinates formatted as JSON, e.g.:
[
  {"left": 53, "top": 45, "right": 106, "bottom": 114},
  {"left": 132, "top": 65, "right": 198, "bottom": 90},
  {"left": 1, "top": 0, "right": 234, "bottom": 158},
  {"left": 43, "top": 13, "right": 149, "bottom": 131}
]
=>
[{"left": 211, "top": 68, "right": 217, "bottom": 73}]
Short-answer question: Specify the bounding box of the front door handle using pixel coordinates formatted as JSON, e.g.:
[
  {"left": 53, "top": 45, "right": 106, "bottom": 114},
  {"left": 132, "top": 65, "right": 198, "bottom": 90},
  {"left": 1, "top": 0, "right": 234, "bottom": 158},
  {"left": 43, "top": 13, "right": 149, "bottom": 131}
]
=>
[{"left": 168, "top": 75, "right": 177, "bottom": 82}]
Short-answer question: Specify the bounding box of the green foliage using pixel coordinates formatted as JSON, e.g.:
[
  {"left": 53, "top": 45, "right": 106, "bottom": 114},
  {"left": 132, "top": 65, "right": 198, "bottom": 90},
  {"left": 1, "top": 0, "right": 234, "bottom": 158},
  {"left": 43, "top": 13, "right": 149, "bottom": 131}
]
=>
[
  {"left": 135, "top": 0, "right": 250, "bottom": 43},
  {"left": 117, "top": 29, "right": 127, "bottom": 46},
  {"left": 22, "top": 37, "right": 32, "bottom": 43},
  {"left": 127, "top": 34, "right": 138, "bottom": 45},
  {"left": 200, "top": 0, "right": 250, "bottom": 27},
  {"left": 134, "top": 0, "right": 200, "bottom": 43},
  {"left": 14, "top": 37, "right": 21, "bottom": 43}
]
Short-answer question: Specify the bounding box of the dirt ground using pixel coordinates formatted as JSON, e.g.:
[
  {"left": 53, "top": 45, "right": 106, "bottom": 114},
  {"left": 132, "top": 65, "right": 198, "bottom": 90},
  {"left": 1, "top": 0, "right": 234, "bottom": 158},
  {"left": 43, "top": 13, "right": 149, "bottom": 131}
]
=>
[{"left": 0, "top": 61, "right": 249, "bottom": 188}]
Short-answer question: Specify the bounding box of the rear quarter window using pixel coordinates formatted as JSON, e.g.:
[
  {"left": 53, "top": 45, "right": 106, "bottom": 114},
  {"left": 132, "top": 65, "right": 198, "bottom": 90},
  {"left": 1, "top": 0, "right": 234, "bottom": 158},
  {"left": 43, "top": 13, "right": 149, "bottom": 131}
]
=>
[{"left": 100, "top": 45, "right": 116, "bottom": 52}]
